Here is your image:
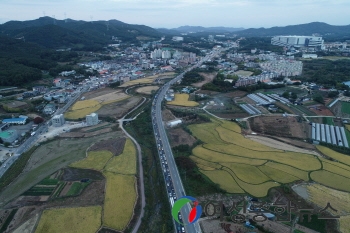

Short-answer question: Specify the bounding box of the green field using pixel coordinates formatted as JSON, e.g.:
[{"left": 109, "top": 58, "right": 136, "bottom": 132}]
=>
[
  {"left": 341, "top": 101, "right": 350, "bottom": 114},
  {"left": 187, "top": 118, "right": 350, "bottom": 196},
  {"left": 66, "top": 182, "right": 90, "bottom": 196}
]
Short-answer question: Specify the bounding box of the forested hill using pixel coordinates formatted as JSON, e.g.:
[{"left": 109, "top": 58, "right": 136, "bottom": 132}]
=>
[
  {"left": 236, "top": 22, "right": 350, "bottom": 38},
  {"left": 0, "top": 17, "right": 161, "bottom": 49},
  {"left": 0, "top": 36, "right": 78, "bottom": 86}
]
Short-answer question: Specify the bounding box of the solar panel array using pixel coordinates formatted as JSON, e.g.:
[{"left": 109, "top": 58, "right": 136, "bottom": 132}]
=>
[{"left": 311, "top": 122, "right": 349, "bottom": 148}]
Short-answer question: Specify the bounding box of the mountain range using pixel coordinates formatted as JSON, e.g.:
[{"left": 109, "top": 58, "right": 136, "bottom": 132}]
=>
[
  {"left": 158, "top": 25, "right": 245, "bottom": 34},
  {"left": 0, "top": 17, "right": 161, "bottom": 49}
]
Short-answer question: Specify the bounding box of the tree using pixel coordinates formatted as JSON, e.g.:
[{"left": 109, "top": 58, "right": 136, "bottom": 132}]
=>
[
  {"left": 33, "top": 117, "right": 44, "bottom": 124},
  {"left": 313, "top": 94, "right": 324, "bottom": 104},
  {"left": 282, "top": 91, "right": 290, "bottom": 99},
  {"left": 328, "top": 91, "right": 339, "bottom": 98},
  {"left": 291, "top": 92, "right": 297, "bottom": 100}
]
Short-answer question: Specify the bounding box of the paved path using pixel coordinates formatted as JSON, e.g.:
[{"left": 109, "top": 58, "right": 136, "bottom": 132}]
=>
[{"left": 118, "top": 97, "right": 146, "bottom": 233}]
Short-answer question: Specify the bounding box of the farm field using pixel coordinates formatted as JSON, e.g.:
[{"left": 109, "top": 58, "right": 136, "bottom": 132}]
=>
[
  {"left": 305, "top": 183, "right": 350, "bottom": 215},
  {"left": 120, "top": 72, "right": 175, "bottom": 87},
  {"left": 234, "top": 70, "right": 253, "bottom": 76},
  {"left": 167, "top": 94, "right": 199, "bottom": 107},
  {"left": 187, "top": 118, "right": 350, "bottom": 196},
  {"left": 70, "top": 150, "right": 113, "bottom": 171},
  {"left": 339, "top": 216, "right": 350, "bottom": 233},
  {"left": 136, "top": 86, "right": 159, "bottom": 94},
  {"left": 104, "top": 139, "right": 136, "bottom": 175},
  {"left": 103, "top": 173, "right": 136, "bottom": 230},
  {"left": 35, "top": 206, "right": 102, "bottom": 233},
  {"left": 201, "top": 170, "right": 244, "bottom": 193},
  {"left": 316, "top": 145, "right": 350, "bottom": 166},
  {"left": 0, "top": 131, "right": 122, "bottom": 207},
  {"left": 341, "top": 101, "right": 350, "bottom": 114},
  {"left": 65, "top": 92, "right": 130, "bottom": 119}
]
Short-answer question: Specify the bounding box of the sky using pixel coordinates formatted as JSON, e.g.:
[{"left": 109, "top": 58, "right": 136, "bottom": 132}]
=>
[{"left": 0, "top": 0, "right": 349, "bottom": 28}]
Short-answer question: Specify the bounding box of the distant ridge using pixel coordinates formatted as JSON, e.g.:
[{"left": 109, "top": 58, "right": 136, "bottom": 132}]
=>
[
  {"left": 0, "top": 17, "right": 161, "bottom": 49},
  {"left": 236, "top": 22, "right": 350, "bottom": 37}
]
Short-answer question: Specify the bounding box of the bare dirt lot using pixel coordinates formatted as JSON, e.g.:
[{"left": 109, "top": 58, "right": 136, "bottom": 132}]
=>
[
  {"left": 136, "top": 86, "right": 159, "bottom": 94},
  {"left": 249, "top": 115, "right": 309, "bottom": 139},
  {"left": 97, "top": 96, "right": 142, "bottom": 119},
  {"left": 91, "top": 90, "right": 129, "bottom": 104},
  {"left": 168, "top": 128, "right": 197, "bottom": 147},
  {"left": 89, "top": 137, "right": 126, "bottom": 156},
  {"left": 246, "top": 135, "right": 319, "bottom": 155},
  {"left": 192, "top": 72, "right": 216, "bottom": 88},
  {"left": 60, "top": 127, "right": 114, "bottom": 138},
  {"left": 162, "top": 109, "right": 176, "bottom": 122},
  {"left": 307, "top": 104, "right": 334, "bottom": 116},
  {"left": 61, "top": 167, "right": 105, "bottom": 181},
  {"left": 82, "top": 87, "right": 118, "bottom": 100},
  {"left": 223, "top": 90, "right": 247, "bottom": 98}
]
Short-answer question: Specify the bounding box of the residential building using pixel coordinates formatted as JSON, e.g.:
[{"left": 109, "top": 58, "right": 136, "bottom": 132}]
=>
[
  {"left": 52, "top": 114, "right": 65, "bottom": 127},
  {"left": 162, "top": 50, "right": 171, "bottom": 59},
  {"left": 86, "top": 113, "right": 99, "bottom": 126},
  {"left": 0, "top": 130, "right": 18, "bottom": 143},
  {"left": 43, "top": 104, "right": 56, "bottom": 115}
]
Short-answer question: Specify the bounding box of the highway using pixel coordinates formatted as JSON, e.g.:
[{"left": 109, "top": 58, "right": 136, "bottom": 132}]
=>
[{"left": 151, "top": 49, "right": 221, "bottom": 233}]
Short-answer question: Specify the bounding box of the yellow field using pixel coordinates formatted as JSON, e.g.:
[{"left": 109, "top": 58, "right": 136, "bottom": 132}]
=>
[
  {"left": 235, "top": 70, "right": 253, "bottom": 77},
  {"left": 223, "top": 163, "right": 270, "bottom": 184},
  {"left": 346, "top": 125, "right": 350, "bottom": 131},
  {"left": 190, "top": 156, "right": 222, "bottom": 170},
  {"left": 167, "top": 94, "right": 199, "bottom": 107},
  {"left": 317, "top": 145, "right": 350, "bottom": 166},
  {"left": 204, "top": 143, "right": 321, "bottom": 171},
  {"left": 103, "top": 172, "right": 136, "bottom": 230},
  {"left": 223, "top": 167, "right": 279, "bottom": 197},
  {"left": 136, "top": 86, "right": 159, "bottom": 94},
  {"left": 65, "top": 94, "right": 130, "bottom": 119},
  {"left": 71, "top": 99, "right": 100, "bottom": 110},
  {"left": 201, "top": 169, "right": 244, "bottom": 193},
  {"left": 188, "top": 123, "right": 224, "bottom": 144},
  {"left": 120, "top": 72, "right": 175, "bottom": 87},
  {"left": 70, "top": 150, "right": 113, "bottom": 171},
  {"left": 187, "top": 118, "right": 338, "bottom": 197},
  {"left": 35, "top": 206, "right": 102, "bottom": 233},
  {"left": 216, "top": 126, "right": 282, "bottom": 151},
  {"left": 322, "top": 161, "right": 350, "bottom": 178},
  {"left": 310, "top": 170, "right": 350, "bottom": 192},
  {"left": 340, "top": 216, "right": 350, "bottom": 233},
  {"left": 258, "top": 165, "right": 299, "bottom": 184},
  {"left": 306, "top": 184, "right": 350, "bottom": 215},
  {"left": 264, "top": 162, "right": 309, "bottom": 181},
  {"left": 104, "top": 139, "right": 136, "bottom": 175}
]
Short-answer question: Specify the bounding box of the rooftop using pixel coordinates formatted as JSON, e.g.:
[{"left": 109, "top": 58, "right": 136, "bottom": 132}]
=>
[{"left": 2, "top": 118, "right": 26, "bottom": 123}]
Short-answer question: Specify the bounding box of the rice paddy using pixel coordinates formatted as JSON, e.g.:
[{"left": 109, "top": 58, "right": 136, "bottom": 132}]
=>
[
  {"left": 187, "top": 118, "right": 350, "bottom": 196},
  {"left": 167, "top": 94, "right": 199, "bottom": 107}
]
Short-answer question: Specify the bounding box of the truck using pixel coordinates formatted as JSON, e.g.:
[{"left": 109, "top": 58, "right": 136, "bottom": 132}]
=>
[
  {"left": 170, "top": 197, "right": 174, "bottom": 207},
  {"left": 30, "top": 132, "right": 36, "bottom": 136}
]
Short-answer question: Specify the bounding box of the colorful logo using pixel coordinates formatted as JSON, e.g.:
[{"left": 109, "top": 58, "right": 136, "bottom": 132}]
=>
[{"left": 172, "top": 196, "right": 202, "bottom": 225}]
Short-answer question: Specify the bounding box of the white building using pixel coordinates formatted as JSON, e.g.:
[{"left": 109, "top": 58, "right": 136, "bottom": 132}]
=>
[
  {"left": 162, "top": 50, "right": 171, "bottom": 59},
  {"left": 302, "top": 54, "right": 318, "bottom": 59},
  {"left": 271, "top": 36, "right": 324, "bottom": 48},
  {"left": 172, "top": 36, "right": 184, "bottom": 41},
  {"left": 86, "top": 113, "right": 98, "bottom": 126},
  {"left": 167, "top": 119, "right": 182, "bottom": 127},
  {"left": 52, "top": 114, "right": 65, "bottom": 127}
]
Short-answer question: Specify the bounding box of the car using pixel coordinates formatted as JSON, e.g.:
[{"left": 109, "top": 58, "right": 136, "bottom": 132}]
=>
[{"left": 182, "top": 227, "right": 185, "bottom": 232}]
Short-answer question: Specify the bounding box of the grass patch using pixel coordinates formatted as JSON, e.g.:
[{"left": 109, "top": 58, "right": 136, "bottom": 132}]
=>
[
  {"left": 0, "top": 209, "right": 18, "bottom": 232},
  {"left": 322, "top": 117, "right": 334, "bottom": 125},
  {"left": 0, "top": 146, "right": 37, "bottom": 192},
  {"left": 66, "top": 182, "right": 90, "bottom": 196},
  {"left": 70, "top": 150, "right": 113, "bottom": 171},
  {"left": 104, "top": 138, "right": 136, "bottom": 175},
  {"left": 341, "top": 101, "right": 350, "bottom": 114},
  {"left": 35, "top": 206, "right": 102, "bottom": 233}
]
